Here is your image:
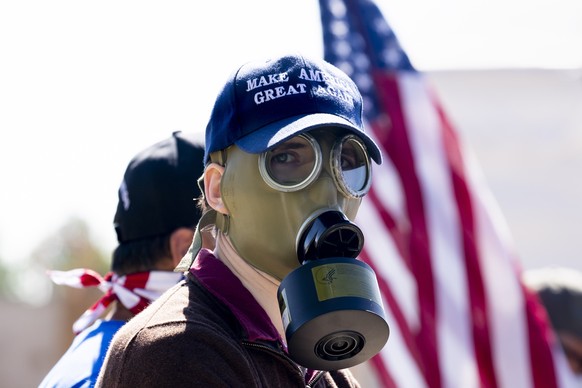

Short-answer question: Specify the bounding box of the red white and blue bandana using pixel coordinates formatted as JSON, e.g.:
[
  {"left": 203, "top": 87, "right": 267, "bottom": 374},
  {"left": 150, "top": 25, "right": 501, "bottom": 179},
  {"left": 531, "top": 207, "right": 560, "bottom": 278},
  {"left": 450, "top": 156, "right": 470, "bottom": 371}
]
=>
[{"left": 48, "top": 268, "right": 183, "bottom": 334}]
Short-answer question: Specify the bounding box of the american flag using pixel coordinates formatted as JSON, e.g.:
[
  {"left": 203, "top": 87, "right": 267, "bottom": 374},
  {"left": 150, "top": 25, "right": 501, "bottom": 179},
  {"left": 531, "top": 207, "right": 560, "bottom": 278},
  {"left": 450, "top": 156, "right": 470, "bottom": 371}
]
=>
[{"left": 318, "top": 0, "right": 560, "bottom": 386}]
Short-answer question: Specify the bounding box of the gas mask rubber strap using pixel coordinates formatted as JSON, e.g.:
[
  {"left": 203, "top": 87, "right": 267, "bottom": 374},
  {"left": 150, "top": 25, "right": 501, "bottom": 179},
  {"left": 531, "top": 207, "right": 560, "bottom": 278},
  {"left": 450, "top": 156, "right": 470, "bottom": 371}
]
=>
[{"left": 174, "top": 209, "right": 217, "bottom": 272}]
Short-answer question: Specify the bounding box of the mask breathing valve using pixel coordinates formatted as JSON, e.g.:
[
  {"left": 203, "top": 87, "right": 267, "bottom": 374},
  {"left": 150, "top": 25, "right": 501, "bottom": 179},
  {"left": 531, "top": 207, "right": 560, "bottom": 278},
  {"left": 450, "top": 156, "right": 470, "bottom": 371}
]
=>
[{"left": 297, "top": 210, "right": 364, "bottom": 262}]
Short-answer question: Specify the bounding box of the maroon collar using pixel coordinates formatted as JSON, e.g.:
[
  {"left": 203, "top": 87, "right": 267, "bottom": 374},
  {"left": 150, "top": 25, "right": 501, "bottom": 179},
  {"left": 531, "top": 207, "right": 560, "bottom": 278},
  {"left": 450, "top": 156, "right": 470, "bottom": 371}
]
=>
[{"left": 189, "top": 249, "right": 282, "bottom": 344}]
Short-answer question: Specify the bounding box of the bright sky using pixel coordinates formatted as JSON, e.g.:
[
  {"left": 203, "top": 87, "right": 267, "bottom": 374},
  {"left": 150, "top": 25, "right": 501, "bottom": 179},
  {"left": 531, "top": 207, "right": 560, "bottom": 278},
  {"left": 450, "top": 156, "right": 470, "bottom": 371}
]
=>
[{"left": 1, "top": 0, "right": 581, "bottom": 267}]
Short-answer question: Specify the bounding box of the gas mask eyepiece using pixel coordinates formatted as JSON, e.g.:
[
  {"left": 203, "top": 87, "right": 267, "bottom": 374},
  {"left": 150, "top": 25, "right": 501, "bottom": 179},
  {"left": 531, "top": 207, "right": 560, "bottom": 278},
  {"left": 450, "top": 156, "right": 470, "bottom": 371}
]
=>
[{"left": 258, "top": 133, "right": 372, "bottom": 198}]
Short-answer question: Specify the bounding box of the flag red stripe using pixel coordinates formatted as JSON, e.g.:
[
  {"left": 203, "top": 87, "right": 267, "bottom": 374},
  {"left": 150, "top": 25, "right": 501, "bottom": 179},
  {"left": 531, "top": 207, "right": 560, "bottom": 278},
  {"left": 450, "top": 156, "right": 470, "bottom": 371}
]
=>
[
  {"left": 436, "top": 103, "right": 499, "bottom": 387},
  {"left": 523, "top": 284, "right": 558, "bottom": 388},
  {"left": 367, "top": 185, "right": 411, "bottom": 270},
  {"left": 369, "top": 350, "right": 398, "bottom": 388},
  {"left": 359, "top": 248, "right": 424, "bottom": 373},
  {"left": 372, "top": 71, "right": 441, "bottom": 388}
]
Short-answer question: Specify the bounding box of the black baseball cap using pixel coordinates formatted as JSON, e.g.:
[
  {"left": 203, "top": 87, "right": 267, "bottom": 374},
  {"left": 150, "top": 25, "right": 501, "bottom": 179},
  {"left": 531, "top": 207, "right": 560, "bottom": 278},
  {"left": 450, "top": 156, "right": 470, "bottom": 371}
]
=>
[
  {"left": 203, "top": 53, "right": 382, "bottom": 165},
  {"left": 524, "top": 267, "right": 582, "bottom": 340},
  {"left": 113, "top": 131, "right": 205, "bottom": 243}
]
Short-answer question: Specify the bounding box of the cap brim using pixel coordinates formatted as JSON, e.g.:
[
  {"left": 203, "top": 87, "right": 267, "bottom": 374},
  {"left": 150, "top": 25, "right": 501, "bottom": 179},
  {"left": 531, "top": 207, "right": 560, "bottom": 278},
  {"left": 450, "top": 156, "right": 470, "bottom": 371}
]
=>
[{"left": 235, "top": 113, "right": 382, "bottom": 164}]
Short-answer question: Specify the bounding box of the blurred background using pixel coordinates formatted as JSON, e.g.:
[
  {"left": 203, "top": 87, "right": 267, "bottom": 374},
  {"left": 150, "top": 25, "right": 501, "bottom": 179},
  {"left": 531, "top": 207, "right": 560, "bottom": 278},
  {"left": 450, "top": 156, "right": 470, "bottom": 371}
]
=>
[{"left": 0, "top": 0, "right": 581, "bottom": 386}]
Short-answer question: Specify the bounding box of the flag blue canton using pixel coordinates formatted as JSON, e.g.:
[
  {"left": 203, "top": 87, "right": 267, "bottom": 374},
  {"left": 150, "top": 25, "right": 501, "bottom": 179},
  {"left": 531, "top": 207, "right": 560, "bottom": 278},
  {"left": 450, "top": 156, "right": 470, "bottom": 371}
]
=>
[{"left": 320, "top": 0, "right": 415, "bottom": 120}]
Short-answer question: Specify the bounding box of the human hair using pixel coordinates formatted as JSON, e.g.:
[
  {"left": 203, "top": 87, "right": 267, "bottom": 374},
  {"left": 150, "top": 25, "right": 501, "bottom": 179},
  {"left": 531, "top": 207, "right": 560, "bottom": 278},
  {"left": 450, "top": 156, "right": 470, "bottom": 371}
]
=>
[
  {"left": 196, "top": 193, "right": 209, "bottom": 214},
  {"left": 111, "top": 232, "right": 173, "bottom": 276},
  {"left": 524, "top": 267, "right": 582, "bottom": 339}
]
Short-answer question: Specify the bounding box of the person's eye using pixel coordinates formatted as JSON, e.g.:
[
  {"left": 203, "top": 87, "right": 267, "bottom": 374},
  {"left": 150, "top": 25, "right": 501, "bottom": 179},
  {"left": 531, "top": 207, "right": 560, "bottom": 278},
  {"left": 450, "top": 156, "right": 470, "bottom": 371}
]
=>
[
  {"left": 341, "top": 153, "right": 357, "bottom": 169},
  {"left": 273, "top": 152, "right": 296, "bottom": 164}
]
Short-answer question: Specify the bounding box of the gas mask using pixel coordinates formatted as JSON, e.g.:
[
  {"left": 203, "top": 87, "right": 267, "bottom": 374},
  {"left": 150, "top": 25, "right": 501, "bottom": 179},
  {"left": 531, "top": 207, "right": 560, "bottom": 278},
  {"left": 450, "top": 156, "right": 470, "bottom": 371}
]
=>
[{"left": 217, "top": 127, "right": 389, "bottom": 370}]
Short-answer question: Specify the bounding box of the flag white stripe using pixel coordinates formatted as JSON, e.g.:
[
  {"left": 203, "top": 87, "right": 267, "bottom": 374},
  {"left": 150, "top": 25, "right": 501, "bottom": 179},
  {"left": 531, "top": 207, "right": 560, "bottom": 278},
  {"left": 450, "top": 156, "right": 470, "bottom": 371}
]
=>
[
  {"left": 378, "top": 303, "right": 428, "bottom": 388},
  {"left": 465, "top": 147, "right": 533, "bottom": 388},
  {"left": 367, "top": 139, "right": 409, "bottom": 228},
  {"left": 357, "top": 198, "right": 420, "bottom": 330},
  {"left": 402, "top": 74, "right": 479, "bottom": 388}
]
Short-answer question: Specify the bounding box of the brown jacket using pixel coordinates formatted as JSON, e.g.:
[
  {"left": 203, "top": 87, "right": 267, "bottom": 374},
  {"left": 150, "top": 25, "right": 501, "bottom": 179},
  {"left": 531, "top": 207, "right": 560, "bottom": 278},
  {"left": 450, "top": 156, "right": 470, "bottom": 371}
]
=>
[{"left": 96, "top": 250, "right": 360, "bottom": 387}]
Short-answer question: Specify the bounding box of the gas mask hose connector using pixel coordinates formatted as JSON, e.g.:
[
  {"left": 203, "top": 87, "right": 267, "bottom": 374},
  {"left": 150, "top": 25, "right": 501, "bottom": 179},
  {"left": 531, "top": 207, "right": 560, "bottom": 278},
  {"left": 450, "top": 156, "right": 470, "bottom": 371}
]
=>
[{"left": 297, "top": 210, "right": 364, "bottom": 263}]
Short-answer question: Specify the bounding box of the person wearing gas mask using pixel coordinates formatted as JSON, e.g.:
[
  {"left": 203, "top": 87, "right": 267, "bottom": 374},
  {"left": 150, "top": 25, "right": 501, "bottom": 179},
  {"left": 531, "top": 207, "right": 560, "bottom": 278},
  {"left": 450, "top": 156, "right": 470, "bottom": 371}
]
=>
[{"left": 96, "top": 53, "right": 389, "bottom": 388}]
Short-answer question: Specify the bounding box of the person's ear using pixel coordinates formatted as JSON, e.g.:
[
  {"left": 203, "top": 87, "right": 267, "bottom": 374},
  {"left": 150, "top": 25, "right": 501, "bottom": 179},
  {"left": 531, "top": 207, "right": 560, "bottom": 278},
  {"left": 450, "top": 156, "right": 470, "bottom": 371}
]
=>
[
  {"left": 204, "top": 163, "right": 229, "bottom": 215},
  {"left": 169, "top": 228, "right": 195, "bottom": 265}
]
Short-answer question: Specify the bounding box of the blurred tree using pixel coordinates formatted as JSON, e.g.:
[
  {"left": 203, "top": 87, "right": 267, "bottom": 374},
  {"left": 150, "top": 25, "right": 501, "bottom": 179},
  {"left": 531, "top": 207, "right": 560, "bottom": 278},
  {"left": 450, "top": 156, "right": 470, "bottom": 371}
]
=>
[
  {"left": 26, "top": 217, "right": 110, "bottom": 355},
  {"left": 31, "top": 216, "right": 108, "bottom": 272},
  {"left": 0, "top": 216, "right": 113, "bottom": 382},
  {"left": 0, "top": 217, "right": 108, "bottom": 301},
  {"left": 0, "top": 261, "right": 10, "bottom": 296}
]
